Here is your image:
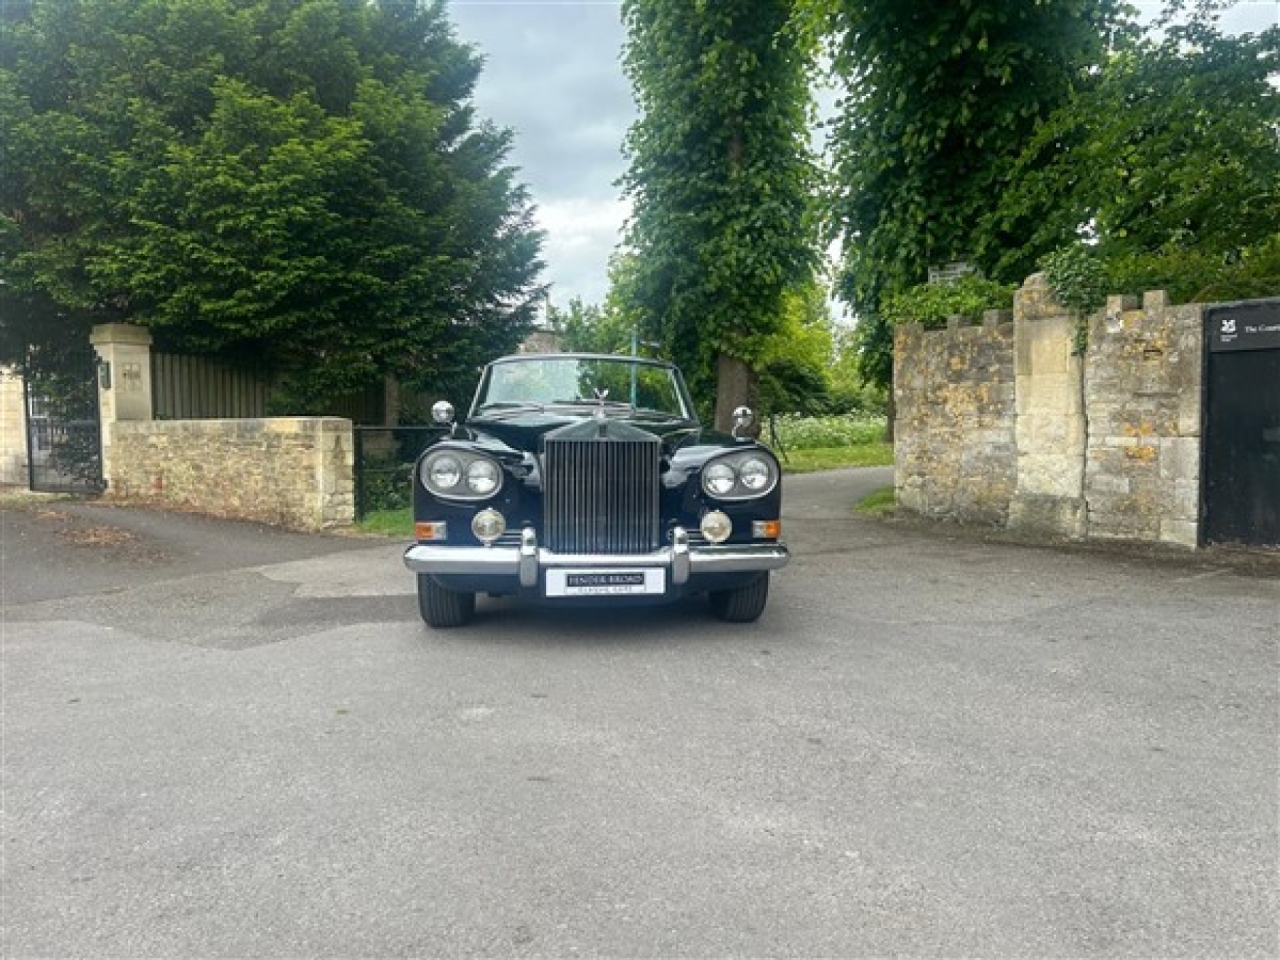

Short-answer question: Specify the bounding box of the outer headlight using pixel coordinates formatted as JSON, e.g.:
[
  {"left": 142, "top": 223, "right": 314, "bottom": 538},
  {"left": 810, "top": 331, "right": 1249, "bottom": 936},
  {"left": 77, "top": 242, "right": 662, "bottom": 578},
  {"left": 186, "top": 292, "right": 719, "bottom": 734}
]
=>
[
  {"left": 700, "top": 451, "right": 778, "bottom": 500},
  {"left": 428, "top": 454, "right": 462, "bottom": 491},
  {"left": 739, "top": 457, "right": 771, "bottom": 491},
  {"left": 421, "top": 448, "right": 504, "bottom": 500}
]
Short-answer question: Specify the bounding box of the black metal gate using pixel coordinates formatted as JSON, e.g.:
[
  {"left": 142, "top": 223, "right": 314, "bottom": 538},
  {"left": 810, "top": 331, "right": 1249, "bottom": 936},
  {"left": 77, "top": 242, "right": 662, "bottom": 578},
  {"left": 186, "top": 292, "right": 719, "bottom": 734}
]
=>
[
  {"left": 353, "top": 426, "right": 443, "bottom": 521},
  {"left": 1202, "top": 300, "right": 1280, "bottom": 547},
  {"left": 23, "top": 341, "right": 105, "bottom": 494}
]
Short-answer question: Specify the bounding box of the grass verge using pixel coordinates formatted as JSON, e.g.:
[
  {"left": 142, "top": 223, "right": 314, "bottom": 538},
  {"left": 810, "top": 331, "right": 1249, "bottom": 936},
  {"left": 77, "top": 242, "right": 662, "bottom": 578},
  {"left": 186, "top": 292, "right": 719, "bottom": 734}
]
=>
[
  {"left": 359, "top": 506, "right": 412, "bottom": 537},
  {"left": 854, "top": 486, "right": 896, "bottom": 515},
  {"left": 778, "top": 442, "right": 893, "bottom": 474}
]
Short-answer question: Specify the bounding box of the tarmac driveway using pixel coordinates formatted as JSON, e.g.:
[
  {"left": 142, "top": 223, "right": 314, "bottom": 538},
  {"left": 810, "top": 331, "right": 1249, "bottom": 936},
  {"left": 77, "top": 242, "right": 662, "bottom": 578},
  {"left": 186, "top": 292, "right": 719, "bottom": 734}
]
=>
[{"left": 2, "top": 469, "right": 1277, "bottom": 958}]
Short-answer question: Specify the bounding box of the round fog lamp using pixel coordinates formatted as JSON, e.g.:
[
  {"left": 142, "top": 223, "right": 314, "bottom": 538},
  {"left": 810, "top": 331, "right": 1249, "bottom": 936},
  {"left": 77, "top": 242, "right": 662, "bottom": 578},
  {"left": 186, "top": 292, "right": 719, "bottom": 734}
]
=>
[
  {"left": 471, "top": 508, "right": 507, "bottom": 544},
  {"left": 701, "top": 510, "right": 733, "bottom": 544}
]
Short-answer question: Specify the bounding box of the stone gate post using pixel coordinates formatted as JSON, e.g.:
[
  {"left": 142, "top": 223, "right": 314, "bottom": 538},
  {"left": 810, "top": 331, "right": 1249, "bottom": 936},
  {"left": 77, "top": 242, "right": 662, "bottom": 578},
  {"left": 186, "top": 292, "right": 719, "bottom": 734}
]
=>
[
  {"left": 90, "top": 323, "right": 154, "bottom": 489},
  {"left": 1007, "top": 273, "right": 1088, "bottom": 538}
]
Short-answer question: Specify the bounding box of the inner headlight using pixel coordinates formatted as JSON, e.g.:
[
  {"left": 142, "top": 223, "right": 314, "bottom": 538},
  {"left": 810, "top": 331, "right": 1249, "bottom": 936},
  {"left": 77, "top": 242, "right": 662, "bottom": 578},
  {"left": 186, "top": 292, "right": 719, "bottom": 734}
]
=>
[
  {"left": 704, "top": 462, "right": 737, "bottom": 496},
  {"left": 466, "top": 459, "right": 500, "bottom": 495},
  {"left": 421, "top": 449, "right": 503, "bottom": 500}
]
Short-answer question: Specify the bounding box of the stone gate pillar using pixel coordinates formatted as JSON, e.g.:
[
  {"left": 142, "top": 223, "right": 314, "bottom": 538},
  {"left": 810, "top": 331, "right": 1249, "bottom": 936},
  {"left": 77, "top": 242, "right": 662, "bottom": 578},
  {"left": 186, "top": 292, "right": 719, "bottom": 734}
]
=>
[
  {"left": 0, "top": 366, "right": 28, "bottom": 485},
  {"left": 1007, "top": 274, "right": 1088, "bottom": 538},
  {"left": 90, "top": 323, "right": 154, "bottom": 489}
]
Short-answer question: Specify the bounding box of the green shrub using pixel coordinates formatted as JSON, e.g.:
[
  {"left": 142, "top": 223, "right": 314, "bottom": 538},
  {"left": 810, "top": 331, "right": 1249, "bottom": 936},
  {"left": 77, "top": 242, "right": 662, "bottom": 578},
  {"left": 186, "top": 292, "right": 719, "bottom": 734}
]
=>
[
  {"left": 881, "top": 275, "right": 1016, "bottom": 330},
  {"left": 1041, "top": 244, "right": 1108, "bottom": 315},
  {"left": 1108, "top": 235, "right": 1280, "bottom": 305}
]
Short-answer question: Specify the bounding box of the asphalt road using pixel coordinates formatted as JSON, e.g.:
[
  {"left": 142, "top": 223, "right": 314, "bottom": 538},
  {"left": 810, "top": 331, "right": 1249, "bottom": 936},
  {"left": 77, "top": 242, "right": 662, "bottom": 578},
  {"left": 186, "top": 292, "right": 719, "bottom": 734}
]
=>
[{"left": 3, "top": 469, "right": 1277, "bottom": 958}]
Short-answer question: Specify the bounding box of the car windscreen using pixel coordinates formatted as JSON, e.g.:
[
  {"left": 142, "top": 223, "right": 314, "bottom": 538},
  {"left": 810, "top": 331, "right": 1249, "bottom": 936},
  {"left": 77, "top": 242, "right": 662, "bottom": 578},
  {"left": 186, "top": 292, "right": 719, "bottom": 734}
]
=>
[{"left": 475, "top": 357, "right": 690, "bottom": 418}]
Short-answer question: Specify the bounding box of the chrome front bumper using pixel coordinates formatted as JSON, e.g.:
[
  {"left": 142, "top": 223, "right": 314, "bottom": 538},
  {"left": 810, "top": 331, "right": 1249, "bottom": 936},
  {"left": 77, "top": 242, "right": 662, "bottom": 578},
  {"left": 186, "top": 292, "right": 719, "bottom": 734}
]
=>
[{"left": 402, "top": 526, "right": 789, "bottom": 588}]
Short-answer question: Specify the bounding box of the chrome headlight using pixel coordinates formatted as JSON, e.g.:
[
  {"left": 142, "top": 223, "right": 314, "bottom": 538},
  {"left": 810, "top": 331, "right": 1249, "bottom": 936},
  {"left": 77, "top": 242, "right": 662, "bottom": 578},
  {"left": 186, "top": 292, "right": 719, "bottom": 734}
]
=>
[
  {"left": 427, "top": 454, "right": 462, "bottom": 491},
  {"left": 703, "top": 461, "right": 737, "bottom": 497},
  {"left": 700, "top": 450, "right": 779, "bottom": 500},
  {"left": 466, "top": 458, "right": 501, "bottom": 496},
  {"left": 421, "top": 448, "right": 504, "bottom": 500},
  {"left": 738, "top": 457, "right": 771, "bottom": 492}
]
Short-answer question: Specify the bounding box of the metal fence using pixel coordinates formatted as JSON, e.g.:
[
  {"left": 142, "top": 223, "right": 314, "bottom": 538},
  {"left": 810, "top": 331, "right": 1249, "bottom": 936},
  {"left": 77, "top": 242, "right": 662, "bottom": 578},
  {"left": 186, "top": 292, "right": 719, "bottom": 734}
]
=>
[
  {"left": 152, "top": 353, "right": 385, "bottom": 422},
  {"left": 152, "top": 353, "right": 271, "bottom": 419},
  {"left": 353, "top": 426, "right": 445, "bottom": 520}
]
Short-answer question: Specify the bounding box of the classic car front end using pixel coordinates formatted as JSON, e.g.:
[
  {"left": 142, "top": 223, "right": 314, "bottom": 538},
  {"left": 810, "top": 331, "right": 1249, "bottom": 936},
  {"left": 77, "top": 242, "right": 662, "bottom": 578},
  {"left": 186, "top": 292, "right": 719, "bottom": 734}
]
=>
[{"left": 402, "top": 354, "right": 789, "bottom": 627}]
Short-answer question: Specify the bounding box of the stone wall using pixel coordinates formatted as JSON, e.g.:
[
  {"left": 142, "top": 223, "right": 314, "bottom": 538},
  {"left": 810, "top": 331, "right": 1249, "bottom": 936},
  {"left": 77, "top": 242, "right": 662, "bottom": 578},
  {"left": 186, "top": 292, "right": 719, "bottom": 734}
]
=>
[
  {"left": 0, "top": 367, "right": 27, "bottom": 485},
  {"left": 894, "top": 315, "right": 1016, "bottom": 524},
  {"left": 895, "top": 276, "right": 1207, "bottom": 548},
  {"left": 1084, "top": 292, "right": 1203, "bottom": 547},
  {"left": 105, "top": 418, "right": 354, "bottom": 530}
]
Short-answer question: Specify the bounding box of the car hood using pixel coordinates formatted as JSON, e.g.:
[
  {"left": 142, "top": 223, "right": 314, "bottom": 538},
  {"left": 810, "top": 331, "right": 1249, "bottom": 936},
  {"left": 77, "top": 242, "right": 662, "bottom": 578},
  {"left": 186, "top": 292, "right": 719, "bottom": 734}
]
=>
[{"left": 456, "top": 410, "right": 741, "bottom": 459}]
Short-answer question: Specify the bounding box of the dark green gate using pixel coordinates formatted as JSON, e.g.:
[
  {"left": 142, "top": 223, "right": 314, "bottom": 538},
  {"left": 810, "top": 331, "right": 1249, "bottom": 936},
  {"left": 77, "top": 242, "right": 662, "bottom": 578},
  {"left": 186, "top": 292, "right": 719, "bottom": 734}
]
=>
[{"left": 23, "top": 341, "right": 105, "bottom": 494}]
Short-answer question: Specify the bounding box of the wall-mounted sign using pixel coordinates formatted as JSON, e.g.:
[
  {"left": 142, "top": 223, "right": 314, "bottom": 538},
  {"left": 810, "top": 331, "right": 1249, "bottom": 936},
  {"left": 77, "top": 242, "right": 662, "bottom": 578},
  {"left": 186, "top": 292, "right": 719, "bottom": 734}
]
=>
[{"left": 1207, "top": 300, "right": 1280, "bottom": 353}]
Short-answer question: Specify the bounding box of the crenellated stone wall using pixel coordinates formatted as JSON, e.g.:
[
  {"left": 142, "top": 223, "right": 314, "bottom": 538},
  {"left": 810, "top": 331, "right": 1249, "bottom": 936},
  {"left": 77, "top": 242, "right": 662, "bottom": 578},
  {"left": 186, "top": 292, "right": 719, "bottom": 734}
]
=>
[
  {"left": 105, "top": 417, "right": 354, "bottom": 530},
  {"left": 895, "top": 276, "right": 1207, "bottom": 548},
  {"left": 1083, "top": 292, "right": 1203, "bottom": 547},
  {"left": 894, "top": 314, "right": 1016, "bottom": 524}
]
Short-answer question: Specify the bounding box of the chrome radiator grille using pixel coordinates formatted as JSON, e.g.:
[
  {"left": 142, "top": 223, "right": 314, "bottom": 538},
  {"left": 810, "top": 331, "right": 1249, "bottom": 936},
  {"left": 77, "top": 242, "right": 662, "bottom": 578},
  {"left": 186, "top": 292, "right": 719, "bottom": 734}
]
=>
[{"left": 544, "top": 435, "right": 661, "bottom": 554}]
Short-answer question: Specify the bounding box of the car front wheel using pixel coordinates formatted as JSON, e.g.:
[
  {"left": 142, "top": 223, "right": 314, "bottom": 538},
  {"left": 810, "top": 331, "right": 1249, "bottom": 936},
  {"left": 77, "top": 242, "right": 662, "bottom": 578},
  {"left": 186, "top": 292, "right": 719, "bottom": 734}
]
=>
[
  {"left": 708, "top": 573, "right": 769, "bottom": 623},
  {"left": 417, "top": 574, "right": 476, "bottom": 628}
]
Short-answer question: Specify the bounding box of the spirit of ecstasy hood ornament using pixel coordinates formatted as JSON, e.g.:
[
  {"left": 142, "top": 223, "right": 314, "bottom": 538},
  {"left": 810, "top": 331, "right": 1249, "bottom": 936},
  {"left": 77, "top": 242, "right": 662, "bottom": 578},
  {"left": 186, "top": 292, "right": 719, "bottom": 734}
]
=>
[{"left": 593, "top": 388, "right": 609, "bottom": 432}]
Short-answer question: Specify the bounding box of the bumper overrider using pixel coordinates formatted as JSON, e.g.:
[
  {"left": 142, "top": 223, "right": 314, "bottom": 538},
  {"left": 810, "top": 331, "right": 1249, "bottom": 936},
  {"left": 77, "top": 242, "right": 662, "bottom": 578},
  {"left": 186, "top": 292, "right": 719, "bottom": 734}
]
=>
[{"left": 402, "top": 526, "right": 789, "bottom": 592}]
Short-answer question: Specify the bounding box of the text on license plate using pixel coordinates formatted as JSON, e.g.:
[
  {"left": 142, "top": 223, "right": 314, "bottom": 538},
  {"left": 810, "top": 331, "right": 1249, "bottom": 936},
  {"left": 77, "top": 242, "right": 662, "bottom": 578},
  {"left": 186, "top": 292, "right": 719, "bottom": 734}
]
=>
[{"left": 545, "top": 568, "right": 665, "bottom": 597}]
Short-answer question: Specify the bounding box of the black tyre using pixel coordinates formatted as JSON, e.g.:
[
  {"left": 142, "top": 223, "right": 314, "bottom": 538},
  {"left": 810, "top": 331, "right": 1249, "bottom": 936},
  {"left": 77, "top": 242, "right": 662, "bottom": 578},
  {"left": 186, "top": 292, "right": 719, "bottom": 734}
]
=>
[
  {"left": 708, "top": 573, "right": 770, "bottom": 623},
  {"left": 417, "top": 574, "right": 476, "bottom": 628}
]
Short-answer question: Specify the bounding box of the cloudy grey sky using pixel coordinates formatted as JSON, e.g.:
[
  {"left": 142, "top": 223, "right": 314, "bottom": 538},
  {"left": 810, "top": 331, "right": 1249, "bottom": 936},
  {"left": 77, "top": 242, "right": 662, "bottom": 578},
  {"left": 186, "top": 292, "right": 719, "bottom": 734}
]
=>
[
  {"left": 447, "top": 0, "right": 1278, "bottom": 309},
  {"left": 449, "top": 0, "right": 632, "bottom": 308}
]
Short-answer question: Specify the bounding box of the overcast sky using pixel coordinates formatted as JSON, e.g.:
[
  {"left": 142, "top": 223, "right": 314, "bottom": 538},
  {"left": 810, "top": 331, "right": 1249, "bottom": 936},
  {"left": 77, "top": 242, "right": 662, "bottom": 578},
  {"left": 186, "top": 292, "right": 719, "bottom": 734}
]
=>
[{"left": 447, "top": 0, "right": 1279, "bottom": 309}]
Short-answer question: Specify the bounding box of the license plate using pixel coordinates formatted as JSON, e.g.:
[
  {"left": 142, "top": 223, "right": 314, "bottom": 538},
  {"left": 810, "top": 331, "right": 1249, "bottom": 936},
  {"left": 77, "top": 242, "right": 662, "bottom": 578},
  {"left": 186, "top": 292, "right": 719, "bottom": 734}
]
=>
[{"left": 545, "top": 568, "right": 665, "bottom": 597}]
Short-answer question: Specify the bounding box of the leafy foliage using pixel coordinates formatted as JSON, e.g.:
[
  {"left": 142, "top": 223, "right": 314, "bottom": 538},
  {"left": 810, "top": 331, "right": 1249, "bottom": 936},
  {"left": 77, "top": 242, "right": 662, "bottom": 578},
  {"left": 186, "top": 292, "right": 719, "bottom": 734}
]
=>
[
  {"left": 826, "top": 322, "right": 887, "bottom": 415},
  {"left": 880, "top": 274, "right": 1014, "bottom": 330},
  {"left": 618, "top": 0, "right": 818, "bottom": 419},
  {"left": 0, "top": 0, "right": 544, "bottom": 409},
  {"left": 549, "top": 295, "right": 635, "bottom": 356},
  {"left": 1040, "top": 245, "right": 1109, "bottom": 316},
  {"left": 987, "top": 14, "right": 1280, "bottom": 297},
  {"left": 811, "top": 0, "right": 1123, "bottom": 387},
  {"left": 755, "top": 282, "right": 836, "bottom": 416},
  {"left": 1110, "top": 236, "right": 1280, "bottom": 306}
]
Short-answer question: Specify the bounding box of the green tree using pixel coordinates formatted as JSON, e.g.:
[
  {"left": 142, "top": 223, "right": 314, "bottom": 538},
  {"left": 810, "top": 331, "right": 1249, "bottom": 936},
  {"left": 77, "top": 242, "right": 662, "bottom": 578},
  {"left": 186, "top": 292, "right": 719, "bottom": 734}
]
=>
[
  {"left": 548, "top": 297, "right": 618, "bottom": 355},
  {"left": 987, "top": 12, "right": 1280, "bottom": 302},
  {"left": 755, "top": 280, "right": 835, "bottom": 416},
  {"left": 813, "top": 0, "right": 1123, "bottom": 388},
  {"left": 619, "top": 0, "right": 818, "bottom": 431},
  {"left": 0, "top": 0, "right": 544, "bottom": 410}
]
